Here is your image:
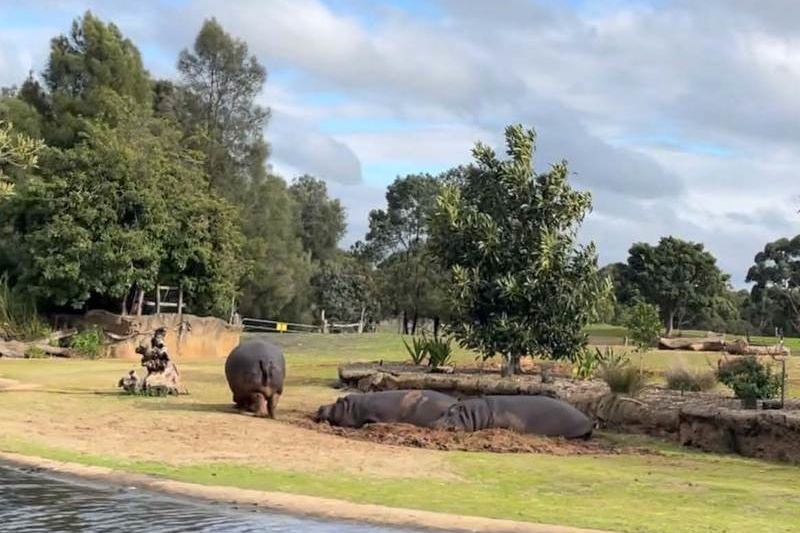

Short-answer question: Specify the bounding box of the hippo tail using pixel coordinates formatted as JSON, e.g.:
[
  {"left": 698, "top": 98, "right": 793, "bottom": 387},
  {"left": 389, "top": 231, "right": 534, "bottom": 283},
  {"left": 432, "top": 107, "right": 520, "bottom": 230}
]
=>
[{"left": 259, "top": 359, "right": 275, "bottom": 387}]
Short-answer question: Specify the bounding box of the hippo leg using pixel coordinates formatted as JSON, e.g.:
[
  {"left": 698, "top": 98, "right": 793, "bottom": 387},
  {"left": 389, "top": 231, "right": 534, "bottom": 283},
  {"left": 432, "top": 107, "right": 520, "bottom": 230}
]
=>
[
  {"left": 232, "top": 393, "right": 248, "bottom": 411},
  {"left": 251, "top": 392, "right": 268, "bottom": 417},
  {"left": 267, "top": 393, "right": 281, "bottom": 419}
]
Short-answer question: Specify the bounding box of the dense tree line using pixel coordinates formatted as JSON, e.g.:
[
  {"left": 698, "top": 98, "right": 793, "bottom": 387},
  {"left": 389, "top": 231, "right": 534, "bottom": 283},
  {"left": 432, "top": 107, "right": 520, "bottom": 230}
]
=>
[{"left": 0, "top": 10, "right": 796, "bottom": 345}]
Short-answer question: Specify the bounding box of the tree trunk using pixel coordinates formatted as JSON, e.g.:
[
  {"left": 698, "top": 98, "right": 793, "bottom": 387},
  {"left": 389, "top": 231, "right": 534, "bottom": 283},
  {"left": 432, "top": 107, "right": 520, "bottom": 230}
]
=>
[
  {"left": 433, "top": 316, "right": 441, "bottom": 339},
  {"left": 500, "top": 354, "right": 519, "bottom": 377},
  {"left": 411, "top": 311, "right": 419, "bottom": 335},
  {"left": 666, "top": 309, "right": 675, "bottom": 337},
  {"left": 513, "top": 356, "right": 523, "bottom": 375},
  {"left": 402, "top": 310, "right": 409, "bottom": 335}
]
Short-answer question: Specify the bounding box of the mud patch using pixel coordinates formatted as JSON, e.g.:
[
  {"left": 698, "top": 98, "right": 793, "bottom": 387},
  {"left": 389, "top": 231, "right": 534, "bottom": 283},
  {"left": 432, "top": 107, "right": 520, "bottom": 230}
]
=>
[{"left": 288, "top": 413, "right": 646, "bottom": 455}]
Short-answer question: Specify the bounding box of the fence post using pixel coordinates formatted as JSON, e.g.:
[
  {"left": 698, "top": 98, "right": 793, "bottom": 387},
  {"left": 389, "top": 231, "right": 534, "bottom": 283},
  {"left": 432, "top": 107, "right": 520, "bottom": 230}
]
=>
[
  {"left": 321, "top": 309, "right": 329, "bottom": 334},
  {"left": 136, "top": 289, "right": 144, "bottom": 316},
  {"left": 177, "top": 285, "right": 184, "bottom": 321},
  {"left": 358, "top": 307, "right": 366, "bottom": 334},
  {"left": 155, "top": 285, "right": 162, "bottom": 314}
]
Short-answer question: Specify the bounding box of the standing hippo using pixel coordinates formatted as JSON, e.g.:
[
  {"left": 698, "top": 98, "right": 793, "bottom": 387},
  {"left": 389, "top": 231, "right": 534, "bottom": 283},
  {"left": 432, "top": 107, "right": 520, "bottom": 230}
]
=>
[
  {"left": 433, "top": 395, "right": 593, "bottom": 439},
  {"left": 224, "top": 338, "right": 286, "bottom": 418},
  {"left": 314, "top": 390, "right": 456, "bottom": 429}
]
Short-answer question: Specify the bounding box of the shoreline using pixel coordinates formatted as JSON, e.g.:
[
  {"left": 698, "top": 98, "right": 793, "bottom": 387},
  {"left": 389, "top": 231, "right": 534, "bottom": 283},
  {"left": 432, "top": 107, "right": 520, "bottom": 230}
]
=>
[{"left": 0, "top": 451, "right": 613, "bottom": 533}]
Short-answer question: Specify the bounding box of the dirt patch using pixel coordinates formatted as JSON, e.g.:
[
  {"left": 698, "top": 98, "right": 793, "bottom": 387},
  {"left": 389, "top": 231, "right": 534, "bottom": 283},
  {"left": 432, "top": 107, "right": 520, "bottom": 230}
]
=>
[
  {"left": 287, "top": 412, "right": 643, "bottom": 456},
  {"left": 0, "top": 378, "right": 39, "bottom": 391}
]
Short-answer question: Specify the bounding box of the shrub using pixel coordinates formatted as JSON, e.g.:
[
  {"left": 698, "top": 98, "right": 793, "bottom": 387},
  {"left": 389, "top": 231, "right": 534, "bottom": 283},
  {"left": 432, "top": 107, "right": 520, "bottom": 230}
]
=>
[
  {"left": 597, "top": 347, "right": 645, "bottom": 396},
  {"left": 426, "top": 336, "right": 454, "bottom": 370},
  {"left": 572, "top": 348, "right": 602, "bottom": 380},
  {"left": 0, "top": 274, "right": 50, "bottom": 341},
  {"left": 70, "top": 327, "right": 106, "bottom": 359},
  {"left": 716, "top": 356, "right": 780, "bottom": 400},
  {"left": 665, "top": 365, "right": 716, "bottom": 392},
  {"left": 24, "top": 346, "right": 48, "bottom": 359},
  {"left": 623, "top": 301, "right": 661, "bottom": 352},
  {"left": 402, "top": 335, "right": 428, "bottom": 365}
]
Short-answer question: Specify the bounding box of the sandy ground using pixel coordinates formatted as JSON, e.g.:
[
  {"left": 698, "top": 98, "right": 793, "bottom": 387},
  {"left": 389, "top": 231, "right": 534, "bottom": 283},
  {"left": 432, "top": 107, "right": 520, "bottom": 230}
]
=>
[{"left": 0, "top": 451, "right": 615, "bottom": 533}]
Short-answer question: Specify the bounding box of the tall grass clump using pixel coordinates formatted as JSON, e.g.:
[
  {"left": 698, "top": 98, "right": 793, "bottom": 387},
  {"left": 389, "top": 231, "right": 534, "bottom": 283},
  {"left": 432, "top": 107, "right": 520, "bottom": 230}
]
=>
[
  {"left": 0, "top": 274, "right": 50, "bottom": 341},
  {"left": 665, "top": 365, "right": 717, "bottom": 393},
  {"left": 597, "top": 347, "right": 645, "bottom": 396}
]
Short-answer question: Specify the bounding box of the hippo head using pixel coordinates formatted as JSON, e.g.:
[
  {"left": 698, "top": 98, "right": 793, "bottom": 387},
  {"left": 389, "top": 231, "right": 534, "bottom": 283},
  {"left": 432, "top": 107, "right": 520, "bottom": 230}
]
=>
[
  {"left": 313, "top": 396, "right": 351, "bottom": 426},
  {"left": 432, "top": 402, "right": 471, "bottom": 431}
]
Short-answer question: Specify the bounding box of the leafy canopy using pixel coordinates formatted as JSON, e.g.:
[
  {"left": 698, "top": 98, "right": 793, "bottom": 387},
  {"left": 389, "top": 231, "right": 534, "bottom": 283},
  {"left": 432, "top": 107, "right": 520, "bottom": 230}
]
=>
[{"left": 429, "top": 124, "right": 607, "bottom": 372}]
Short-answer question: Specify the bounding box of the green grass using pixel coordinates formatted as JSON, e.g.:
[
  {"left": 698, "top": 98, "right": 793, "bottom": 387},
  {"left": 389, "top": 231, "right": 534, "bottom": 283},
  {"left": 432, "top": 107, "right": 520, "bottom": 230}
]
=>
[{"left": 2, "top": 332, "right": 800, "bottom": 533}]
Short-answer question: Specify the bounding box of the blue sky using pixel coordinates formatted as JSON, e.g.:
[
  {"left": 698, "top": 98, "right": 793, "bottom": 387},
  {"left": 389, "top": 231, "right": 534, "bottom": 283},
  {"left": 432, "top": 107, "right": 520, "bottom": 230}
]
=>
[{"left": 1, "top": 0, "right": 799, "bottom": 285}]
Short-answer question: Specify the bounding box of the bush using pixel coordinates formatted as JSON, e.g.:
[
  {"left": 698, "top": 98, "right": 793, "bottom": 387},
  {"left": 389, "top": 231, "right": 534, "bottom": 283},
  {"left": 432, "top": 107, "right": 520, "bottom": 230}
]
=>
[
  {"left": 0, "top": 274, "right": 50, "bottom": 341},
  {"left": 623, "top": 301, "right": 661, "bottom": 352},
  {"left": 70, "top": 327, "right": 106, "bottom": 359},
  {"left": 402, "top": 335, "right": 428, "bottom": 365},
  {"left": 665, "top": 365, "right": 717, "bottom": 392},
  {"left": 597, "top": 347, "right": 645, "bottom": 396},
  {"left": 24, "top": 346, "right": 48, "bottom": 359},
  {"left": 573, "top": 348, "right": 602, "bottom": 380},
  {"left": 426, "top": 336, "right": 454, "bottom": 370},
  {"left": 716, "top": 355, "right": 780, "bottom": 400}
]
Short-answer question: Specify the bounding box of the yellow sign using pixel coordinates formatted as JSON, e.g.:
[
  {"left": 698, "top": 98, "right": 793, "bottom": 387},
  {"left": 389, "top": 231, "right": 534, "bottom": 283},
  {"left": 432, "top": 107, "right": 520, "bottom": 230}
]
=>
[{"left": 276, "top": 322, "right": 288, "bottom": 333}]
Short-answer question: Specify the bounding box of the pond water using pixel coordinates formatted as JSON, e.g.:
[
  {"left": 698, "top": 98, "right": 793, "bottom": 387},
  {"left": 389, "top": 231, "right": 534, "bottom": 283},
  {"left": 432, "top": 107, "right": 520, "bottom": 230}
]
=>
[{"left": 0, "top": 463, "right": 438, "bottom": 533}]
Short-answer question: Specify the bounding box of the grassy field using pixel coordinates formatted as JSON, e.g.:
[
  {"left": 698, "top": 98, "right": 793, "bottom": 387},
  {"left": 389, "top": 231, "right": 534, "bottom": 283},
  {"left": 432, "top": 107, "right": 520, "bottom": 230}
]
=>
[{"left": 1, "top": 333, "right": 800, "bottom": 533}]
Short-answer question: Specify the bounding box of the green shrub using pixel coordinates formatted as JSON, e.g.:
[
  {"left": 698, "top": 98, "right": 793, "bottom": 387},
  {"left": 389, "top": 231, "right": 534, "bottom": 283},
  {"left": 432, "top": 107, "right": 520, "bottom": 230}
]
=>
[
  {"left": 716, "top": 356, "right": 780, "bottom": 400},
  {"left": 426, "top": 336, "right": 454, "bottom": 370},
  {"left": 665, "top": 365, "right": 716, "bottom": 392},
  {"left": 0, "top": 274, "right": 50, "bottom": 341},
  {"left": 597, "top": 348, "right": 645, "bottom": 396},
  {"left": 24, "top": 346, "right": 48, "bottom": 359},
  {"left": 623, "top": 301, "right": 661, "bottom": 352},
  {"left": 70, "top": 327, "right": 106, "bottom": 359},
  {"left": 402, "top": 335, "right": 428, "bottom": 365},
  {"left": 572, "top": 348, "right": 602, "bottom": 380}
]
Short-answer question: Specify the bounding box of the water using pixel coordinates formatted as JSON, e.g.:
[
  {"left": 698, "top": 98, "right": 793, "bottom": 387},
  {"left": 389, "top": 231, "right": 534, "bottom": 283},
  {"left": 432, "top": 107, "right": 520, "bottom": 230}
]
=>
[{"left": 0, "top": 464, "right": 435, "bottom": 533}]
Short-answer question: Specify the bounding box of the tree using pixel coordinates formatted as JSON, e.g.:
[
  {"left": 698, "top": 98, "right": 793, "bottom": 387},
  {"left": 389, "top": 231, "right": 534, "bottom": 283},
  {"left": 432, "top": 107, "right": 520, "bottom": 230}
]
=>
[
  {"left": 35, "top": 11, "right": 152, "bottom": 147},
  {"left": 289, "top": 175, "right": 346, "bottom": 263},
  {"left": 624, "top": 237, "right": 729, "bottom": 336},
  {"left": 177, "top": 17, "right": 270, "bottom": 197},
  {"left": 364, "top": 173, "right": 448, "bottom": 334},
  {"left": 623, "top": 301, "right": 661, "bottom": 352},
  {"left": 429, "top": 124, "right": 607, "bottom": 376},
  {"left": 312, "top": 251, "right": 379, "bottom": 326},
  {"left": 746, "top": 236, "right": 800, "bottom": 334},
  {"left": 9, "top": 96, "right": 242, "bottom": 314}
]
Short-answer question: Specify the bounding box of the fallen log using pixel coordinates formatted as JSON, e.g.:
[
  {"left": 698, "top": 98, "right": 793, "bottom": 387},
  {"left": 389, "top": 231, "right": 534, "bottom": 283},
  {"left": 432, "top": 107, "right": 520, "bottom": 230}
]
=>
[
  {"left": 658, "top": 337, "right": 726, "bottom": 352},
  {"left": 0, "top": 340, "right": 71, "bottom": 358},
  {"left": 725, "top": 339, "right": 790, "bottom": 356}
]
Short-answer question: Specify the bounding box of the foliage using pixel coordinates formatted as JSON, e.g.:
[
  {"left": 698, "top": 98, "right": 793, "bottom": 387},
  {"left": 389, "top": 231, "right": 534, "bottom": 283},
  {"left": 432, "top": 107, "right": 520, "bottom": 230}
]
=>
[
  {"left": 362, "top": 172, "right": 449, "bottom": 332},
  {"left": 0, "top": 274, "right": 50, "bottom": 341},
  {"left": 428, "top": 124, "right": 606, "bottom": 375},
  {"left": 623, "top": 301, "right": 662, "bottom": 352},
  {"left": 664, "top": 365, "right": 717, "bottom": 392},
  {"left": 623, "top": 237, "right": 729, "bottom": 336},
  {"left": 402, "top": 335, "right": 428, "bottom": 365},
  {"left": 24, "top": 346, "right": 48, "bottom": 359},
  {"left": 311, "top": 251, "right": 379, "bottom": 325},
  {"left": 716, "top": 356, "right": 781, "bottom": 400},
  {"left": 36, "top": 11, "right": 152, "bottom": 147},
  {"left": 426, "top": 335, "right": 454, "bottom": 370},
  {"left": 176, "top": 17, "right": 270, "bottom": 197},
  {"left": 69, "top": 327, "right": 105, "bottom": 358},
  {"left": 597, "top": 348, "right": 645, "bottom": 395},
  {"left": 289, "top": 175, "right": 346, "bottom": 264},
  {"left": 746, "top": 236, "right": 800, "bottom": 335},
  {"left": 9, "top": 100, "right": 242, "bottom": 313},
  {"left": 0, "top": 120, "right": 44, "bottom": 198},
  {"left": 572, "top": 348, "right": 602, "bottom": 380}
]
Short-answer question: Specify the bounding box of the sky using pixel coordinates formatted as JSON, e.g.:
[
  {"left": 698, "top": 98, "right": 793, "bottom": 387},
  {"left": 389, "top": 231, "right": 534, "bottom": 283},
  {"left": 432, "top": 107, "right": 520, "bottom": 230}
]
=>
[{"left": 1, "top": 0, "right": 799, "bottom": 287}]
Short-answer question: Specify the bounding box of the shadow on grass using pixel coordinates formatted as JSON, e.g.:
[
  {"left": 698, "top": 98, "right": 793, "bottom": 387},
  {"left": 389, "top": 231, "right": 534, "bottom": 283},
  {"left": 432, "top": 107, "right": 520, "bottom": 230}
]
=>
[{"left": 136, "top": 401, "right": 236, "bottom": 414}]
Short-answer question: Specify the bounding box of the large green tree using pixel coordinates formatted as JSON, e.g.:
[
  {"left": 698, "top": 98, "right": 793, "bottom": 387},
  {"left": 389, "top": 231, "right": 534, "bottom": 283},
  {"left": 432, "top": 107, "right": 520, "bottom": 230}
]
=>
[
  {"left": 429, "top": 124, "right": 607, "bottom": 376},
  {"left": 746, "top": 236, "right": 800, "bottom": 335},
  {"left": 312, "top": 251, "right": 379, "bottom": 326},
  {"left": 176, "top": 17, "right": 270, "bottom": 198},
  {"left": 363, "top": 173, "right": 448, "bottom": 334},
  {"left": 289, "top": 175, "right": 346, "bottom": 263},
  {"left": 624, "top": 236, "right": 729, "bottom": 336},
  {"left": 9, "top": 98, "right": 242, "bottom": 313}
]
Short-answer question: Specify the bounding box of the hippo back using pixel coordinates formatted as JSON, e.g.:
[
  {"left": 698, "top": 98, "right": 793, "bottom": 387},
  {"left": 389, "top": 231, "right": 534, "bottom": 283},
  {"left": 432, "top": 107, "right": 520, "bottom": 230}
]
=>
[
  {"left": 224, "top": 338, "right": 286, "bottom": 393},
  {"left": 318, "top": 389, "right": 456, "bottom": 428},
  {"left": 487, "top": 395, "right": 593, "bottom": 438}
]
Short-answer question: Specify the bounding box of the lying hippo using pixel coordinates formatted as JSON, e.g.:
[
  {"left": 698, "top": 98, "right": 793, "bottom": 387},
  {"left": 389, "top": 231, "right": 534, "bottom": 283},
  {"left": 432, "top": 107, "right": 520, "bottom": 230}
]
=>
[
  {"left": 433, "top": 395, "right": 593, "bottom": 439},
  {"left": 314, "top": 390, "right": 456, "bottom": 429},
  {"left": 224, "top": 338, "right": 286, "bottom": 418}
]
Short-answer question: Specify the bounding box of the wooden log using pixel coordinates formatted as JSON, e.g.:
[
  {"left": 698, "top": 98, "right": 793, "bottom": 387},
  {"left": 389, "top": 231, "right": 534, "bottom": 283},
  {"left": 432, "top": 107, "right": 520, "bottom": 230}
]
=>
[
  {"left": 0, "top": 340, "right": 71, "bottom": 358},
  {"left": 658, "top": 337, "right": 726, "bottom": 351}
]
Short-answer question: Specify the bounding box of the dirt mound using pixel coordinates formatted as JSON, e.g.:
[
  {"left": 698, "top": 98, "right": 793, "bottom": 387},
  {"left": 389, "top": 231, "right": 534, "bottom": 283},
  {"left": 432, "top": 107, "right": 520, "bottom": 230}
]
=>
[{"left": 287, "top": 412, "right": 634, "bottom": 455}]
